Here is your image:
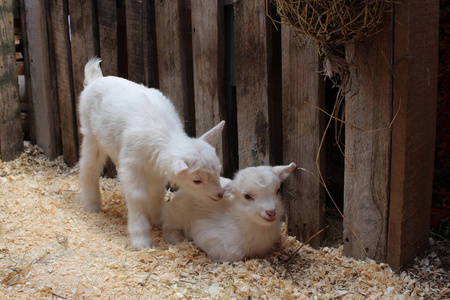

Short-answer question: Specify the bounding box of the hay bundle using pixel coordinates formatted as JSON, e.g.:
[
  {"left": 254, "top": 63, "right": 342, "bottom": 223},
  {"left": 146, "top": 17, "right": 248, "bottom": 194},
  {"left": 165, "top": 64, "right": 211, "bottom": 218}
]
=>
[{"left": 274, "top": 0, "right": 392, "bottom": 78}]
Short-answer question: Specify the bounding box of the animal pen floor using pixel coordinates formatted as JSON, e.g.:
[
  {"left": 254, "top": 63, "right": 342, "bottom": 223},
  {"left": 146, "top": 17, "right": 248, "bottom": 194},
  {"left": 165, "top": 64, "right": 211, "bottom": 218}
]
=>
[{"left": 0, "top": 144, "right": 448, "bottom": 299}]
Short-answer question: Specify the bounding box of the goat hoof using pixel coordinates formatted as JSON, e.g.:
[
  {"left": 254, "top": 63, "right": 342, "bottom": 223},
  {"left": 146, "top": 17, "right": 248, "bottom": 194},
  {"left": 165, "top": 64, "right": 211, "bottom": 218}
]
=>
[{"left": 130, "top": 236, "right": 153, "bottom": 250}]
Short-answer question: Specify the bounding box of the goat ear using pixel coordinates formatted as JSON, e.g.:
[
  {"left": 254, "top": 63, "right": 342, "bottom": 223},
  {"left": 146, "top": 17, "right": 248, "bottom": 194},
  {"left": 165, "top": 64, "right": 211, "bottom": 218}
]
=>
[
  {"left": 199, "top": 120, "right": 225, "bottom": 146},
  {"left": 222, "top": 181, "right": 234, "bottom": 198},
  {"left": 172, "top": 159, "right": 189, "bottom": 175},
  {"left": 273, "top": 162, "right": 297, "bottom": 181}
]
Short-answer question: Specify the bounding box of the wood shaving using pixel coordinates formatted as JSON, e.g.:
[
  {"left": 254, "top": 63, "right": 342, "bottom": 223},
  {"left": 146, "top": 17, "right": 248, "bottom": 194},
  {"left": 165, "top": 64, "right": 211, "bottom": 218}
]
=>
[{"left": 0, "top": 143, "right": 448, "bottom": 299}]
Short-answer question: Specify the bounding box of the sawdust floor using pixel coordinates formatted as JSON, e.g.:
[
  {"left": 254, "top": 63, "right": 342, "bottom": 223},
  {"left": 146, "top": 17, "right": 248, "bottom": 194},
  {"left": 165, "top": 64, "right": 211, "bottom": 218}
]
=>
[{"left": 0, "top": 144, "right": 449, "bottom": 299}]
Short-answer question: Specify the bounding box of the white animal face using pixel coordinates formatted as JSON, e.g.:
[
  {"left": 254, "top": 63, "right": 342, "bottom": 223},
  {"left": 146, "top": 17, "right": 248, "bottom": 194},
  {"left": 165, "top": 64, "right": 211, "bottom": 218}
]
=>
[
  {"left": 169, "top": 121, "right": 225, "bottom": 201},
  {"left": 181, "top": 169, "right": 223, "bottom": 201},
  {"left": 237, "top": 182, "right": 283, "bottom": 227},
  {"left": 224, "top": 163, "right": 296, "bottom": 226},
  {"left": 171, "top": 143, "right": 223, "bottom": 201}
]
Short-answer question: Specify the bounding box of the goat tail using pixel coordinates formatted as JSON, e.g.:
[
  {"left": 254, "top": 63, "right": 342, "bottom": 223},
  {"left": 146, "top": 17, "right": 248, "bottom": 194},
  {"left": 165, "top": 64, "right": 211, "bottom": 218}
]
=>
[{"left": 84, "top": 57, "right": 103, "bottom": 86}]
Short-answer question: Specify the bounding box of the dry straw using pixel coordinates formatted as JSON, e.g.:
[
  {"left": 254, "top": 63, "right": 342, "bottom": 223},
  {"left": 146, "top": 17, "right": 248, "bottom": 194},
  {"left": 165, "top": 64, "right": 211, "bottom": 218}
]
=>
[{"left": 273, "top": 0, "right": 392, "bottom": 78}]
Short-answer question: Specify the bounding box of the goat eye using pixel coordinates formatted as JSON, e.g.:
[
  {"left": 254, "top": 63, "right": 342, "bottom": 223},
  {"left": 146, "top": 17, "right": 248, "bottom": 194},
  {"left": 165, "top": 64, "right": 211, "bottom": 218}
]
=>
[
  {"left": 193, "top": 180, "right": 202, "bottom": 184},
  {"left": 244, "top": 194, "right": 253, "bottom": 200}
]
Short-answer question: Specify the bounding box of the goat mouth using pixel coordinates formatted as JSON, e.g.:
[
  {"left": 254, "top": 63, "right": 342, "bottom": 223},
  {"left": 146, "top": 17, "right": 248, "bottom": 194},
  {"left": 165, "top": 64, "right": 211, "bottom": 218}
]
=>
[
  {"left": 262, "top": 215, "right": 276, "bottom": 222},
  {"left": 208, "top": 195, "right": 220, "bottom": 201}
]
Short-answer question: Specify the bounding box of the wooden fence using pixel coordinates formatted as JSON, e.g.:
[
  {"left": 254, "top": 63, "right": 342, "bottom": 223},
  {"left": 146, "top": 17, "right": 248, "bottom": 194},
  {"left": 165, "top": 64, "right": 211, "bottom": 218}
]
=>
[{"left": 0, "top": 0, "right": 439, "bottom": 269}]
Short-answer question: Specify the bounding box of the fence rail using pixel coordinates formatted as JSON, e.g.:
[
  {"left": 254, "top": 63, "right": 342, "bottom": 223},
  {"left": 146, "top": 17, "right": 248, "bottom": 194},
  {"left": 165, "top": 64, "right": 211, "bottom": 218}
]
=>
[{"left": 0, "top": 0, "right": 439, "bottom": 269}]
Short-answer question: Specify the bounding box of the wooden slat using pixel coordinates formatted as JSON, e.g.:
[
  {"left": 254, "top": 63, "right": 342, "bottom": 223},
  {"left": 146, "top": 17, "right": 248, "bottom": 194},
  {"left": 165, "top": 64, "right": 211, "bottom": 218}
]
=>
[
  {"left": 98, "top": 0, "right": 118, "bottom": 77},
  {"left": 342, "top": 9, "right": 393, "bottom": 262},
  {"left": 45, "top": 3, "right": 63, "bottom": 158},
  {"left": 125, "top": 0, "right": 149, "bottom": 85},
  {"left": 388, "top": 0, "right": 439, "bottom": 269},
  {"left": 191, "top": 0, "right": 226, "bottom": 163},
  {"left": 48, "top": 0, "right": 78, "bottom": 166},
  {"left": 282, "top": 27, "right": 326, "bottom": 248},
  {"left": 234, "top": 0, "right": 271, "bottom": 167},
  {"left": 97, "top": 0, "right": 119, "bottom": 177},
  {"left": 68, "top": 0, "right": 98, "bottom": 148},
  {"left": 22, "top": 0, "right": 59, "bottom": 159},
  {"left": 0, "top": 0, "right": 23, "bottom": 161},
  {"left": 184, "top": 0, "right": 238, "bottom": 8},
  {"left": 154, "top": 0, "right": 191, "bottom": 131}
]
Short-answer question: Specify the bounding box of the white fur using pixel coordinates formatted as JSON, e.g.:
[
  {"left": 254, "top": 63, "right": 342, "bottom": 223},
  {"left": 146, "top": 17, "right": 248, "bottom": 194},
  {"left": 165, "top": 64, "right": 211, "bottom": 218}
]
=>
[
  {"left": 162, "top": 163, "right": 297, "bottom": 262},
  {"left": 78, "top": 58, "right": 225, "bottom": 250}
]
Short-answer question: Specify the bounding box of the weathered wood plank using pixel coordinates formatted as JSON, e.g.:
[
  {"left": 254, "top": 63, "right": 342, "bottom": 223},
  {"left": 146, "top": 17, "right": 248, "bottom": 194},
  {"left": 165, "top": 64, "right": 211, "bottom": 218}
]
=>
[
  {"left": 98, "top": 0, "right": 119, "bottom": 177},
  {"left": 184, "top": 0, "right": 237, "bottom": 8},
  {"left": 22, "top": 0, "right": 59, "bottom": 159},
  {"left": 388, "top": 0, "right": 439, "bottom": 269},
  {"left": 98, "top": 0, "right": 118, "bottom": 77},
  {"left": 282, "top": 27, "right": 326, "bottom": 248},
  {"left": 68, "top": 0, "right": 98, "bottom": 148},
  {"left": 45, "top": 1, "right": 63, "bottom": 158},
  {"left": 191, "top": 0, "right": 226, "bottom": 164},
  {"left": 343, "top": 8, "right": 393, "bottom": 262},
  {"left": 125, "top": 0, "right": 149, "bottom": 85},
  {"left": 234, "top": 0, "right": 271, "bottom": 167},
  {"left": 154, "top": 0, "right": 192, "bottom": 132},
  {"left": 48, "top": 0, "right": 78, "bottom": 166},
  {"left": 0, "top": 0, "right": 23, "bottom": 161}
]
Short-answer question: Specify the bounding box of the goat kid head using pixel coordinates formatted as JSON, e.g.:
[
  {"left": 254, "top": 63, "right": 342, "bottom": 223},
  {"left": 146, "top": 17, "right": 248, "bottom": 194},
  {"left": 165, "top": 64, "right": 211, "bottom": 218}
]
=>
[
  {"left": 171, "top": 121, "right": 225, "bottom": 201},
  {"left": 223, "top": 163, "right": 297, "bottom": 226}
]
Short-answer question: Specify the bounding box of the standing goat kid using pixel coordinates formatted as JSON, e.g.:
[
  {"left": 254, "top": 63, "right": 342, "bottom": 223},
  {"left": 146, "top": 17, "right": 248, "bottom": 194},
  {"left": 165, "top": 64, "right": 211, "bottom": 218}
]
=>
[
  {"left": 78, "top": 58, "right": 225, "bottom": 250},
  {"left": 162, "top": 163, "right": 296, "bottom": 262}
]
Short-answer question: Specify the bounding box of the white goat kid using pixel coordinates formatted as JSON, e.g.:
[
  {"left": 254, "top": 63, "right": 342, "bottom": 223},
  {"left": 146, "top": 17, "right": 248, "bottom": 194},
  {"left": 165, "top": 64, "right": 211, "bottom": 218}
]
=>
[
  {"left": 162, "top": 163, "right": 296, "bottom": 262},
  {"left": 78, "top": 58, "right": 225, "bottom": 250}
]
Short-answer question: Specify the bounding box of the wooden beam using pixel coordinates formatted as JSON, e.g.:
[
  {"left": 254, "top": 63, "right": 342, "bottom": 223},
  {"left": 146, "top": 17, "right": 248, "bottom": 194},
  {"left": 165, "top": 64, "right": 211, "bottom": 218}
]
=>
[
  {"left": 97, "top": 0, "right": 119, "bottom": 177},
  {"left": 184, "top": 0, "right": 238, "bottom": 9},
  {"left": 22, "top": 0, "right": 59, "bottom": 159},
  {"left": 154, "top": 0, "right": 192, "bottom": 133},
  {"left": 234, "top": 0, "right": 271, "bottom": 167},
  {"left": 125, "top": 0, "right": 151, "bottom": 85},
  {"left": 282, "top": 27, "right": 326, "bottom": 248},
  {"left": 68, "top": 0, "right": 98, "bottom": 148},
  {"left": 343, "top": 8, "right": 393, "bottom": 262},
  {"left": 48, "top": 0, "right": 78, "bottom": 166},
  {"left": 98, "top": 0, "right": 118, "bottom": 77},
  {"left": 45, "top": 1, "right": 63, "bottom": 159},
  {"left": 388, "top": 0, "right": 439, "bottom": 269},
  {"left": 0, "top": 0, "right": 23, "bottom": 161},
  {"left": 191, "top": 0, "right": 226, "bottom": 165}
]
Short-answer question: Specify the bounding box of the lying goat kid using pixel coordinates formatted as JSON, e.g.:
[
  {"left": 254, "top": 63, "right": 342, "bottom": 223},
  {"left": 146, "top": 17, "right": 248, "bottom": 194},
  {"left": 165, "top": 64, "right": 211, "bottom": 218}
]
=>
[
  {"left": 79, "top": 58, "right": 225, "bottom": 250},
  {"left": 162, "top": 163, "right": 296, "bottom": 262}
]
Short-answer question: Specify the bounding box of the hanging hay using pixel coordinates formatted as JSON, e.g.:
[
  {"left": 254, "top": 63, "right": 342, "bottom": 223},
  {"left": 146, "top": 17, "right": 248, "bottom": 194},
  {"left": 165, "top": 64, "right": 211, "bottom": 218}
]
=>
[{"left": 273, "top": 0, "right": 392, "bottom": 78}]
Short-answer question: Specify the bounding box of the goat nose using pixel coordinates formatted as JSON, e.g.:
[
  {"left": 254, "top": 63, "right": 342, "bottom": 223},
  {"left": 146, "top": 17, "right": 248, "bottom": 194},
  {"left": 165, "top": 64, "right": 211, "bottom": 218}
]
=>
[
  {"left": 265, "top": 209, "right": 276, "bottom": 218},
  {"left": 217, "top": 191, "right": 224, "bottom": 198}
]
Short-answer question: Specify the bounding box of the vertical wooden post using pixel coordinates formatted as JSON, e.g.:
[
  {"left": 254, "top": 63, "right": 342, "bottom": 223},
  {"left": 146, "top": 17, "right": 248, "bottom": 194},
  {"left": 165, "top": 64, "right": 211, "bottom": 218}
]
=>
[
  {"left": 68, "top": 0, "right": 98, "bottom": 147},
  {"left": 97, "top": 0, "right": 119, "bottom": 177},
  {"left": 343, "top": 9, "right": 393, "bottom": 262},
  {"left": 98, "top": 0, "right": 118, "bottom": 77},
  {"left": 234, "top": 0, "right": 271, "bottom": 168},
  {"left": 22, "top": 0, "right": 59, "bottom": 159},
  {"left": 154, "top": 0, "right": 192, "bottom": 132},
  {"left": 191, "top": 0, "right": 226, "bottom": 163},
  {"left": 48, "top": 0, "right": 79, "bottom": 166},
  {"left": 282, "top": 27, "right": 326, "bottom": 248},
  {"left": 125, "top": 0, "right": 151, "bottom": 85},
  {"left": 388, "top": 0, "right": 439, "bottom": 269},
  {"left": 0, "top": 0, "right": 23, "bottom": 161}
]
